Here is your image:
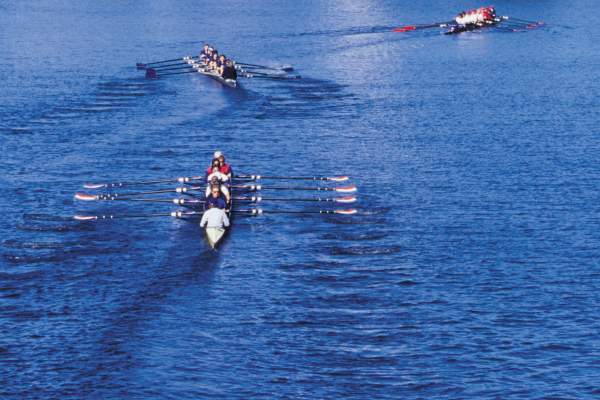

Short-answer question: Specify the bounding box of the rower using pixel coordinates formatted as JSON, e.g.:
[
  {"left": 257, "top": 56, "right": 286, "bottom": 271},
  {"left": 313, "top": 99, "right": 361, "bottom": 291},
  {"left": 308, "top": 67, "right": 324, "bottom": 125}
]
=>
[
  {"left": 222, "top": 60, "right": 238, "bottom": 81},
  {"left": 205, "top": 183, "right": 228, "bottom": 210},
  {"left": 217, "top": 54, "right": 227, "bottom": 75},
  {"left": 199, "top": 202, "right": 230, "bottom": 230},
  {"left": 200, "top": 43, "right": 210, "bottom": 61},
  {"left": 205, "top": 161, "right": 231, "bottom": 202},
  {"left": 455, "top": 11, "right": 467, "bottom": 25},
  {"left": 209, "top": 52, "right": 219, "bottom": 71},
  {"left": 214, "top": 151, "right": 233, "bottom": 178}
]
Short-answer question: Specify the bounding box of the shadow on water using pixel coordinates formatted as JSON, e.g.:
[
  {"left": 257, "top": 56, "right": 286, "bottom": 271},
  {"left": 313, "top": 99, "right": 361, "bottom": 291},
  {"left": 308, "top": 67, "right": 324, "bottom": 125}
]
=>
[{"left": 71, "top": 221, "right": 225, "bottom": 393}]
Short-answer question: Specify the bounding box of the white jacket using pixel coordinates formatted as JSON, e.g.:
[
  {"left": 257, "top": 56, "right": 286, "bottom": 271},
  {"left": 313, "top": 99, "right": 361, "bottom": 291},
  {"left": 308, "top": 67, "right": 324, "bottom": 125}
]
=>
[{"left": 200, "top": 208, "right": 230, "bottom": 229}]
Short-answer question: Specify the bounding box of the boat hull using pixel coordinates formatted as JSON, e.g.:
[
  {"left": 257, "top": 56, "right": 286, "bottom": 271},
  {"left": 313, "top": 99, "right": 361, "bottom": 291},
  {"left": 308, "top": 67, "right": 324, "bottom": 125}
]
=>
[
  {"left": 445, "top": 20, "right": 500, "bottom": 35},
  {"left": 205, "top": 227, "right": 227, "bottom": 249},
  {"left": 185, "top": 57, "right": 237, "bottom": 88}
]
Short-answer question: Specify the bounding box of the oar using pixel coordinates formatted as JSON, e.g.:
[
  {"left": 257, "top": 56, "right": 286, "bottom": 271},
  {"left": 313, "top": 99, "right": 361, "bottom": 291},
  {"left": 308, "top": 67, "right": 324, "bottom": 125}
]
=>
[
  {"left": 232, "top": 184, "right": 357, "bottom": 193},
  {"left": 393, "top": 20, "right": 453, "bottom": 32},
  {"left": 84, "top": 176, "right": 202, "bottom": 189},
  {"left": 136, "top": 57, "right": 190, "bottom": 69},
  {"left": 236, "top": 208, "right": 358, "bottom": 215},
  {"left": 146, "top": 65, "right": 193, "bottom": 73},
  {"left": 75, "top": 187, "right": 202, "bottom": 199},
  {"left": 505, "top": 17, "right": 544, "bottom": 25},
  {"left": 236, "top": 174, "right": 349, "bottom": 182},
  {"left": 241, "top": 72, "right": 301, "bottom": 80},
  {"left": 237, "top": 62, "right": 294, "bottom": 72},
  {"left": 74, "top": 194, "right": 205, "bottom": 206},
  {"left": 235, "top": 195, "right": 357, "bottom": 203},
  {"left": 146, "top": 61, "right": 194, "bottom": 70},
  {"left": 74, "top": 210, "right": 202, "bottom": 221},
  {"left": 146, "top": 68, "right": 199, "bottom": 79},
  {"left": 500, "top": 19, "right": 540, "bottom": 29}
]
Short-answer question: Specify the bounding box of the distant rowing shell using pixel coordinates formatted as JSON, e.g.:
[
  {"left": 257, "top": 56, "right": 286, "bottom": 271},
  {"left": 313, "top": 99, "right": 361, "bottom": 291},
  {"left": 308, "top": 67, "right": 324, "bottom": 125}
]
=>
[
  {"left": 184, "top": 57, "right": 237, "bottom": 88},
  {"left": 444, "top": 19, "right": 501, "bottom": 35}
]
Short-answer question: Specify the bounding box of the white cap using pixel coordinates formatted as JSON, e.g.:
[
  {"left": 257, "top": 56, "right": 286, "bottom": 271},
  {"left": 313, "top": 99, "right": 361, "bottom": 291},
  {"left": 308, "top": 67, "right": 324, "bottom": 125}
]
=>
[{"left": 213, "top": 151, "right": 223, "bottom": 158}]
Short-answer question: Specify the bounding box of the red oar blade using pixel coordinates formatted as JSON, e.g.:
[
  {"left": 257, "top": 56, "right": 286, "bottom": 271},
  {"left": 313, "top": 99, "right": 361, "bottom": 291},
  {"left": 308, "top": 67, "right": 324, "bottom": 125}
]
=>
[
  {"left": 393, "top": 25, "right": 416, "bottom": 32},
  {"left": 75, "top": 192, "right": 99, "bottom": 201}
]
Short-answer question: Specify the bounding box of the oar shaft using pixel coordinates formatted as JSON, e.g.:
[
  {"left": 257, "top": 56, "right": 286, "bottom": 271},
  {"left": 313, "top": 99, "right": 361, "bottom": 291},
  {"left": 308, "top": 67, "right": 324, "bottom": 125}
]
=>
[
  {"left": 152, "top": 70, "right": 199, "bottom": 77},
  {"left": 234, "top": 209, "right": 357, "bottom": 215},
  {"left": 84, "top": 176, "right": 201, "bottom": 189},
  {"left": 149, "top": 65, "right": 193, "bottom": 72},
  {"left": 235, "top": 174, "right": 349, "bottom": 182},
  {"left": 74, "top": 210, "right": 202, "bottom": 221},
  {"left": 148, "top": 61, "right": 191, "bottom": 69},
  {"left": 232, "top": 184, "right": 356, "bottom": 193},
  {"left": 145, "top": 57, "right": 186, "bottom": 65},
  {"left": 234, "top": 196, "right": 356, "bottom": 203},
  {"left": 104, "top": 186, "right": 202, "bottom": 196}
]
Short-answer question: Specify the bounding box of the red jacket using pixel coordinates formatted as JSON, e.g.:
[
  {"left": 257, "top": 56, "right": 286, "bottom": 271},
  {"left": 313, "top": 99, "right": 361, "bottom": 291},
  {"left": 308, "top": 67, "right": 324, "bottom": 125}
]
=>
[
  {"left": 220, "top": 163, "right": 232, "bottom": 175},
  {"left": 206, "top": 163, "right": 232, "bottom": 176}
]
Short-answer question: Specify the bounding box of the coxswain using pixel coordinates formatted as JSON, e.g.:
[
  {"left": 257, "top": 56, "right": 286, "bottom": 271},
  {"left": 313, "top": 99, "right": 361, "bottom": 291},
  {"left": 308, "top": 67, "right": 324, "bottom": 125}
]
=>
[
  {"left": 222, "top": 60, "right": 238, "bottom": 80},
  {"left": 199, "top": 202, "right": 230, "bottom": 231},
  {"left": 214, "top": 151, "right": 233, "bottom": 178},
  {"left": 205, "top": 184, "right": 228, "bottom": 210}
]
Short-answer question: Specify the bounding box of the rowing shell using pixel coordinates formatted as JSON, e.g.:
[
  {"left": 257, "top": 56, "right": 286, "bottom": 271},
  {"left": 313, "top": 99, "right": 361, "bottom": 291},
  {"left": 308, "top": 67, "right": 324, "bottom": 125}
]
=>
[
  {"left": 184, "top": 57, "right": 237, "bottom": 88},
  {"left": 444, "top": 18, "right": 501, "bottom": 35}
]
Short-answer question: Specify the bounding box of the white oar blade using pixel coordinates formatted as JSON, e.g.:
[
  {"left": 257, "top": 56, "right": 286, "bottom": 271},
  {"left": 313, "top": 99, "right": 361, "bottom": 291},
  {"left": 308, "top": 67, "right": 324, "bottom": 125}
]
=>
[
  {"left": 335, "top": 185, "right": 357, "bottom": 193},
  {"left": 329, "top": 176, "right": 349, "bottom": 182},
  {"left": 336, "top": 209, "right": 358, "bottom": 215},
  {"left": 74, "top": 215, "right": 97, "bottom": 221},
  {"left": 335, "top": 196, "right": 357, "bottom": 203},
  {"left": 83, "top": 183, "right": 106, "bottom": 189},
  {"left": 75, "top": 192, "right": 99, "bottom": 201}
]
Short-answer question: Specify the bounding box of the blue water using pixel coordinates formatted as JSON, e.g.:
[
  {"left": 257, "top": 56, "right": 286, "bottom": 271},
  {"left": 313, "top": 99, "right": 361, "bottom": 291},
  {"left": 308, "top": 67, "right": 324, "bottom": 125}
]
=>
[{"left": 2, "top": 0, "right": 600, "bottom": 398}]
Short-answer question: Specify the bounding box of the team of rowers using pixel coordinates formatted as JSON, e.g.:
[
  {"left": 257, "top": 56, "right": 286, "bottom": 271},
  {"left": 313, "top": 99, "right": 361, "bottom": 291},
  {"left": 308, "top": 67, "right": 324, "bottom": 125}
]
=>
[
  {"left": 199, "top": 44, "right": 238, "bottom": 81},
  {"left": 455, "top": 6, "right": 497, "bottom": 26},
  {"left": 199, "top": 151, "right": 233, "bottom": 231}
]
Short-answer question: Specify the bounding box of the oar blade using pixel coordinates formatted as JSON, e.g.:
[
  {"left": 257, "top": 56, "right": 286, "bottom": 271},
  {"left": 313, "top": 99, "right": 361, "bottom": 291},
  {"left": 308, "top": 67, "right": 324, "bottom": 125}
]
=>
[
  {"left": 335, "top": 209, "right": 358, "bottom": 215},
  {"left": 329, "top": 176, "right": 349, "bottom": 182},
  {"left": 335, "top": 196, "right": 357, "bottom": 203},
  {"left": 145, "top": 68, "right": 158, "bottom": 79},
  {"left": 74, "top": 215, "right": 98, "bottom": 221},
  {"left": 393, "top": 25, "right": 416, "bottom": 32},
  {"left": 335, "top": 185, "right": 357, "bottom": 193},
  {"left": 83, "top": 183, "right": 106, "bottom": 189},
  {"left": 75, "top": 192, "right": 99, "bottom": 201}
]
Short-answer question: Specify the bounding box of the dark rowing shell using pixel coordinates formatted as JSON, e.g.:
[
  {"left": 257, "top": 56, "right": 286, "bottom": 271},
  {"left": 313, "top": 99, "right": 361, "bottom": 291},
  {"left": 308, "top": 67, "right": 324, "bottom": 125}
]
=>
[{"left": 444, "top": 20, "right": 500, "bottom": 35}]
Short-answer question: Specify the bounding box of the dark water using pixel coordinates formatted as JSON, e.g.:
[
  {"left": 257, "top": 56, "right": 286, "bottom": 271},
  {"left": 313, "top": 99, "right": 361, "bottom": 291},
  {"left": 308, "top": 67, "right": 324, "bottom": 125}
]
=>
[{"left": 2, "top": 0, "right": 600, "bottom": 398}]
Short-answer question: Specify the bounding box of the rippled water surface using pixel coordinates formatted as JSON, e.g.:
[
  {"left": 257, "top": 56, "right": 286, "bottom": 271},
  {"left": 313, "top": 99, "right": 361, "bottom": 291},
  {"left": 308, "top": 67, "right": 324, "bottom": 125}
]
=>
[{"left": 2, "top": 1, "right": 600, "bottom": 398}]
